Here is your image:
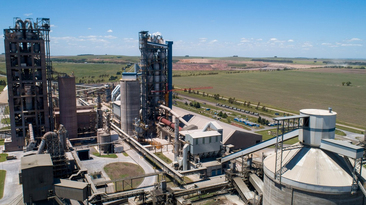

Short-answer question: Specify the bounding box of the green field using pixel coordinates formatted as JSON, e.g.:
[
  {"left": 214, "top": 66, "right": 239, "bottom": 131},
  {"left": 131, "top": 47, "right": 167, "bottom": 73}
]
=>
[
  {"left": 173, "top": 69, "right": 366, "bottom": 128},
  {"left": 0, "top": 170, "right": 5, "bottom": 199}
]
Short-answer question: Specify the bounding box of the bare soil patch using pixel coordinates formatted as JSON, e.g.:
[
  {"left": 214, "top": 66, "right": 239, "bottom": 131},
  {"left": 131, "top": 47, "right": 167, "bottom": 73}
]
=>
[
  {"left": 104, "top": 162, "right": 145, "bottom": 191},
  {"left": 174, "top": 59, "right": 321, "bottom": 71}
]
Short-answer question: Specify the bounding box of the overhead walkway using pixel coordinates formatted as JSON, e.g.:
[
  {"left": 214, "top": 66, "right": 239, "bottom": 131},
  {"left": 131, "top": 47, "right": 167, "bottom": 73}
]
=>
[{"left": 221, "top": 129, "right": 299, "bottom": 163}]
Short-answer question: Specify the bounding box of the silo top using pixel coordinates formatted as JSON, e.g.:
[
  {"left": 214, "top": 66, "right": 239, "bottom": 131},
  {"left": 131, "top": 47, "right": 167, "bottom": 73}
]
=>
[{"left": 300, "top": 109, "right": 337, "bottom": 116}]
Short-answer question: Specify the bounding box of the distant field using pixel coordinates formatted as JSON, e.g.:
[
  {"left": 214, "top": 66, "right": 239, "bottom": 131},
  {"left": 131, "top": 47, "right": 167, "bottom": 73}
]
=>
[{"left": 173, "top": 68, "right": 366, "bottom": 127}]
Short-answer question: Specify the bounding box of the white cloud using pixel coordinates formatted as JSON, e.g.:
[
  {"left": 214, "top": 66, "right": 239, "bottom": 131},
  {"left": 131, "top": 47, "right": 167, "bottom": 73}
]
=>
[
  {"left": 88, "top": 28, "right": 91, "bottom": 30},
  {"left": 104, "top": 35, "right": 117, "bottom": 39},
  {"left": 288, "top": 39, "right": 294, "bottom": 42},
  {"left": 152, "top": 32, "right": 161, "bottom": 36},
  {"left": 302, "top": 42, "right": 313, "bottom": 49},
  {"left": 50, "top": 25, "right": 56, "bottom": 28},
  {"left": 341, "top": 44, "right": 362, "bottom": 47},
  {"left": 24, "top": 13, "right": 33, "bottom": 17},
  {"left": 270, "top": 38, "right": 278, "bottom": 41},
  {"left": 349, "top": 38, "right": 361, "bottom": 41},
  {"left": 199, "top": 38, "right": 207, "bottom": 43},
  {"left": 240, "top": 38, "right": 250, "bottom": 43},
  {"left": 257, "top": 39, "right": 263, "bottom": 41},
  {"left": 209, "top": 39, "right": 218, "bottom": 44},
  {"left": 107, "top": 29, "right": 113, "bottom": 33}
]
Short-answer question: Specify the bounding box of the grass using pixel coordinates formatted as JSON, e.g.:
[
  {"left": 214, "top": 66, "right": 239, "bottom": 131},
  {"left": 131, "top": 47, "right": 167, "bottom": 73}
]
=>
[
  {"left": 336, "top": 125, "right": 364, "bottom": 134},
  {"left": 335, "top": 129, "right": 347, "bottom": 136},
  {"left": 92, "top": 152, "right": 118, "bottom": 158},
  {"left": 104, "top": 162, "right": 144, "bottom": 191},
  {"left": 0, "top": 139, "right": 4, "bottom": 146},
  {"left": 1, "top": 118, "right": 10, "bottom": 125},
  {"left": 0, "top": 154, "right": 8, "bottom": 163},
  {"left": 174, "top": 69, "right": 366, "bottom": 127},
  {"left": 154, "top": 152, "right": 172, "bottom": 164},
  {"left": 0, "top": 170, "right": 6, "bottom": 199},
  {"left": 122, "top": 152, "right": 129, "bottom": 156}
]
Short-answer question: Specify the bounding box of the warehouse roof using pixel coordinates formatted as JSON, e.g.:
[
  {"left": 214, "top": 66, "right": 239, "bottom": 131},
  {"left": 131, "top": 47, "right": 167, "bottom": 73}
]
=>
[{"left": 21, "top": 154, "right": 53, "bottom": 170}]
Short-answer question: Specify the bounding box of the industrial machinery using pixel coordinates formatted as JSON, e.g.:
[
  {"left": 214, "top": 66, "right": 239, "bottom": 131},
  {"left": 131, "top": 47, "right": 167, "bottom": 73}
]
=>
[
  {"left": 4, "top": 17, "right": 52, "bottom": 151},
  {"left": 138, "top": 31, "right": 173, "bottom": 139}
]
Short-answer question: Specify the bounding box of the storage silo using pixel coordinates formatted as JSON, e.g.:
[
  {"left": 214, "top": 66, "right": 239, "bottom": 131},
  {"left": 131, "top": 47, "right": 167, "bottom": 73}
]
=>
[
  {"left": 97, "top": 129, "right": 111, "bottom": 153},
  {"left": 120, "top": 73, "right": 140, "bottom": 136},
  {"left": 58, "top": 75, "right": 77, "bottom": 138},
  {"left": 262, "top": 109, "right": 364, "bottom": 205}
]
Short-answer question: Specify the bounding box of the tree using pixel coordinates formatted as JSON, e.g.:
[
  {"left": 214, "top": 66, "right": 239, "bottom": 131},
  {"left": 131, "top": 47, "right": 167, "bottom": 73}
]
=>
[
  {"left": 342, "top": 82, "right": 345, "bottom": 86},
  {"left": 195, "top": 102, "right": 201, "bottom": 108},
  {"left": 222, "top": 113, "right": 228, "bottom": 118},
  {"left": 185, "top": 101, "right": 188, "bottom": 105},
  {"left": 346, "top": 81, "right": 352, "bottom": 86},
  {"left": 218, "top": 111, "right": 223, "bottom": 117},
  {"left": 258, "top": 116, "right": 262, "bottom": 123},
  {"left": 214, "top": 94, "right": 220, "bottom": 100}
]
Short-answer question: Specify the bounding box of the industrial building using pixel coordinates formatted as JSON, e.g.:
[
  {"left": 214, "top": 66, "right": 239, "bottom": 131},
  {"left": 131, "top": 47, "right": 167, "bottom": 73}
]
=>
[
  {"left": 4, "top": 18, "right": 52, "bottom": 151},
  {"left": 2, "top": 19, "right": 366, "bottom": 205}
]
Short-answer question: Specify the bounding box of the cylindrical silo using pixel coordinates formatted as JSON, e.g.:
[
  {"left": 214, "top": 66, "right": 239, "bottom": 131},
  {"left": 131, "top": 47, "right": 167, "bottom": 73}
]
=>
[
  {"left": 299, "top": 109, "right": 337, "bottom": 147},
  {"left": 97, "top": 129, "right": 111, "bottom": 153},
  {"left": 120, "top": 75, "right": 140, "bottom": 136},
  {"left": 58, "top": 76, "right": 77, "bottom": 138},
  {"left": 262, "top": 109, "right": 363, "bottom": 205}
]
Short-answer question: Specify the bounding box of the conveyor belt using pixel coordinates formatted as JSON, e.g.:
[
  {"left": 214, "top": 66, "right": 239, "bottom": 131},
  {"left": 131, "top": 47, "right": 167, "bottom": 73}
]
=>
[{"left": 221, "top": 129, "right": 299, "bottom": 163}]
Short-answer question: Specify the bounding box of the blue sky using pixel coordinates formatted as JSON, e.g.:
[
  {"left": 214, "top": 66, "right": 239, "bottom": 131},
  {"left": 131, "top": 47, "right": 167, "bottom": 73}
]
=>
[{"left": 1, "top": 0, "right": 365, "bottom": 58}]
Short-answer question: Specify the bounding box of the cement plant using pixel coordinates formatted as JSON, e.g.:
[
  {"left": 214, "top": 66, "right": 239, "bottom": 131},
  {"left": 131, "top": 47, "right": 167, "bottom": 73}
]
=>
[{"left": 1, "top": 17, "right": 366, "bottom": 205}]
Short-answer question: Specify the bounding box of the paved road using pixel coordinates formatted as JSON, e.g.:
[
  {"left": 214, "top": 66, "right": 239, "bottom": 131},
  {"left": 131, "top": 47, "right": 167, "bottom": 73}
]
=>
[{"left": 0, "top": 150, "right": 26, "bottom": 205}]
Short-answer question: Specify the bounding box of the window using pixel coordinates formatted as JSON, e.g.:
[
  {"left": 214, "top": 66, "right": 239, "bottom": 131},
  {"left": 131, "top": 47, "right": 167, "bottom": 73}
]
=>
[
  {"left": 202, "top": 137, "right": 205, "bottom": 144},
  {"left": 209, "top": 137, "right": 212, "bottom": 143},
  {"left": 216, "top": 136, "right": 218, "bottom": 142},
  {"left": 196, "top": 138, "right": 198, "bottom": 145}
]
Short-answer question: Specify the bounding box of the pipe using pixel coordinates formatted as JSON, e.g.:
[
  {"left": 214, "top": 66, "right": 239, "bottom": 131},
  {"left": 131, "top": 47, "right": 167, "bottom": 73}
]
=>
[
  {"left": 158, "top": 117, "right": 181, "bottom": 131},
  {"left": 159, "top": 104, "right": 189, "bottom": 126},
  {"left": 15, "top": 19, "right": 24, "bottom": 30},
  {"left": 182, "top": 144, "right": 189, "bottom": 170},
  {"left": 174, "top": 116, "right": 180, "bottom": 161},
  {"left": 167, "top": 41, "right": 173, "bottom": 108},
  {"left": 37, "top": 132, "right": 57, "bottom": 154},
  {"left": 24, "top": 19, "right": 33, "bottom": 30}
]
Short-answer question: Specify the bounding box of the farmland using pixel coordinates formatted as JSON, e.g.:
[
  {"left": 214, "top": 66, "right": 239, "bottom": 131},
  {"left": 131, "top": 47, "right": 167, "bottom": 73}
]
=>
[{"left": 173, "top": 68, "right": 366, "bottom": 127}]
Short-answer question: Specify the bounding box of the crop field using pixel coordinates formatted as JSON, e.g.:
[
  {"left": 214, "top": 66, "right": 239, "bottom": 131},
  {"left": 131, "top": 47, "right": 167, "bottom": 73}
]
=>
[{"left": 173, "top": 68, "right": 366, "bottom": 127}]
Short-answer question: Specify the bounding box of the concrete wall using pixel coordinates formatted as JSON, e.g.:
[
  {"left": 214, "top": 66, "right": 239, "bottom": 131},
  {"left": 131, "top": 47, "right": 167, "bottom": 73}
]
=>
[
  {"left": 263, "top": 173, "right": 364, "bottom": 205},
  {"left": 21, "top": 166, "right": 54, "bottom": 203},
  {"left": 58, "top": 76, "right": 77, "bottom": 138}
]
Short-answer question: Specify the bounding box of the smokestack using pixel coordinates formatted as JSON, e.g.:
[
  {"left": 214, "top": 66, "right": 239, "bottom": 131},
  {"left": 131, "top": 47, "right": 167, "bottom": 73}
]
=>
[{"left": 174, "top": 116, "right": 179, "bottom": 161}]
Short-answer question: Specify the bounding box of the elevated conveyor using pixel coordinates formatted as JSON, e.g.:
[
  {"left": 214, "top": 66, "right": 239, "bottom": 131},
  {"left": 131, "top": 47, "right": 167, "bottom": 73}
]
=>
[
  {"left": 221, "top": 129, "right": 299, "bottom": 163},
  {"left": 233, "top": 177, "right": 254, "bottom": 203}
]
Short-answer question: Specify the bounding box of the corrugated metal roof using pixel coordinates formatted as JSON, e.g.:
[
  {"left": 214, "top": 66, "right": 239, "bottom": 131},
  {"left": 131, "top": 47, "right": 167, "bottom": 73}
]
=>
[
  {"left": 264, "top": 146, "right": 353, "bottom": 192},
  {"left": 173, "top": 106, "right": 259, "bottom": 144}
]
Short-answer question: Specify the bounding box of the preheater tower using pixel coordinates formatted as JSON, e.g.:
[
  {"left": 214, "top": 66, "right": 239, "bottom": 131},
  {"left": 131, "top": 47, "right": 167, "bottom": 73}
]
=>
[{"left": 4, "top": 18, "right": 52, "bottom": 151}]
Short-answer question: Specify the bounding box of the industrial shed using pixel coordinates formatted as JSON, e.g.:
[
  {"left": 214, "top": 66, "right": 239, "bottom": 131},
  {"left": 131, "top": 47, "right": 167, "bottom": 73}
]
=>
[{"left": 174, "top": 106, "right": 262, "bottom": 150}]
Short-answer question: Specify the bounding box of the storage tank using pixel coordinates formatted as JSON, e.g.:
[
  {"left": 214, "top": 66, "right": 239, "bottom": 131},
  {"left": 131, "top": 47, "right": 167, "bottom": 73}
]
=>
[
  {"left": 299, "top": 108, "right": 337, "bottom": 147},
  {"left": 58, "top": 76, "right": 77, "bottom": 138},
  {"left": 120, "top": 73, "right": 140, "bottom": 136},
  {"left": 262, "top": 109, "right": 363, "bottom": 205},
  {"left": 97, "top": 129, "right": 111, "bottom": 153}
]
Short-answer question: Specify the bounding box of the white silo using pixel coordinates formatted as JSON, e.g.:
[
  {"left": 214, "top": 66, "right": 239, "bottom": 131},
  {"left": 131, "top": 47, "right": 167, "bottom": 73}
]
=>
[{"left": 262, "top": 109, "right": 364, "bottom": 205}]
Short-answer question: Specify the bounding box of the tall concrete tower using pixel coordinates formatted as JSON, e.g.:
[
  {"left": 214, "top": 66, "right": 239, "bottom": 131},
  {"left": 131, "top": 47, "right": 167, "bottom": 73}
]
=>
[{"left": 3, "top": 18, "right": 52, "bottom": 151}]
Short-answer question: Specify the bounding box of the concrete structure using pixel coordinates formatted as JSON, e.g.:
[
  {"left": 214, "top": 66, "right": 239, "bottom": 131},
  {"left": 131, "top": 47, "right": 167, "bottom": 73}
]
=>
[
  {"left": 55, "top": 105, "right": 97, "bottom": 137},
  {"left": 4, "top": 18, "right": 51, "bottom": 151},
  {"left": 120, "top": 73, "right": 140, "bottom": 136},
  {"left": 54, "top": 179, "right": 90, "bottom": 202},
  {"left": 97, "top": 128, "right": 111, "bottom": 153},
  {"left": 262, "top": 109, "right": 364, "bottom": 205},
  {"left": 112, "top": 101, "right": 121, "bottom": 119},
  {"left": 58, "top": 75, "right": 77, "bottom": 138},
  {"left": 20, "top": 154, "right": 54, "bottom": 203}
]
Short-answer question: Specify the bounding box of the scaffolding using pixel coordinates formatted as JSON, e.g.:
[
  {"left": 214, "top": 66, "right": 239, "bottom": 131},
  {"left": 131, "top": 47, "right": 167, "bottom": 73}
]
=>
[{"left": 3, "top": 17, "right": 52, "bottom": 150}]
